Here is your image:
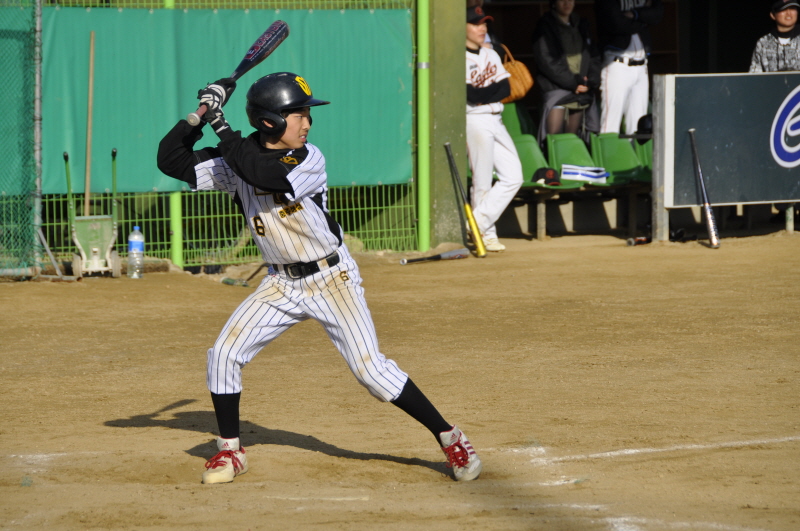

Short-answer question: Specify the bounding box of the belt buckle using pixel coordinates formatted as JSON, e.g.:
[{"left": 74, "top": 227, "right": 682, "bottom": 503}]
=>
[{"left": 286, "top": 264, "right": 303, "bottom": 279}]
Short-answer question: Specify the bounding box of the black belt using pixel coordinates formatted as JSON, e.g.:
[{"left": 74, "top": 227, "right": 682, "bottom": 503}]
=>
[
  {"left": 613, "top": 56, "right": 646, "bottom": 66},
  {"left": 273, "top": 250, "right": 340, "bottom": 279}
]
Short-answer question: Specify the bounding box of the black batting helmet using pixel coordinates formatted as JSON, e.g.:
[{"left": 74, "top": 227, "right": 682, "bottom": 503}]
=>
[
  {"left": 245, "top": 72, "right": 330, "bottom": 137},
  {"left": 636, "top": 113, "right": 653, "bottom": 145}
]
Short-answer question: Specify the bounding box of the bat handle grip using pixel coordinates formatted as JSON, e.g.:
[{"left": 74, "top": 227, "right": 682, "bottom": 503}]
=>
[{"left": 186, "top": 104, "right": 207, "bottom": 126}]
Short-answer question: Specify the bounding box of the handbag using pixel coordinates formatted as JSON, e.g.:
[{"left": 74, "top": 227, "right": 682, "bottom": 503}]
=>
[{"left": 499, "top": 44, "right": 534, "bottom": 103}]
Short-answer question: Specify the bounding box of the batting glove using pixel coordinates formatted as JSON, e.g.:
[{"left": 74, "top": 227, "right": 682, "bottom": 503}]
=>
[{"left": 197, "top": 78, "right": 237, "bottom": 111}]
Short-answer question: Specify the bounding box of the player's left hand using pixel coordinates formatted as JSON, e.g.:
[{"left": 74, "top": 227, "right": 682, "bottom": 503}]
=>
[{"left": 202, "top": 106, "right": 229, "bottom": 134}]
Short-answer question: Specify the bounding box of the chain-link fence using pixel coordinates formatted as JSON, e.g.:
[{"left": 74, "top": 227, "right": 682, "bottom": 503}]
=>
[{"left": 0, "top": 0, "right": 38, "bottom": 276}]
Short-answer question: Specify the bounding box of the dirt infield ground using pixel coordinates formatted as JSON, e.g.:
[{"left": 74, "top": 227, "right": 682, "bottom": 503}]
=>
[{"left": 1, "top": 233, "right": 799, "bottom": 530}]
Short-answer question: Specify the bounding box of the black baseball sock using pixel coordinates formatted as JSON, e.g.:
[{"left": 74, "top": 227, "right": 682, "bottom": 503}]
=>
[
  {"left": 391, "top": 379, "right": 452, "bottom": 443},
  {"left": 210, "top": 392, "right": 241, "bottom": 440}
]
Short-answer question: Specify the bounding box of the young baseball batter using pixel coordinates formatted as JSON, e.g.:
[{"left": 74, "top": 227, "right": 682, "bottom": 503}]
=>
[
  {"left": 156, "top": 72, "right": 482, "bottom": 484},
  {"left": 466, "top": 6, "right": 523, "bottom": 252}
]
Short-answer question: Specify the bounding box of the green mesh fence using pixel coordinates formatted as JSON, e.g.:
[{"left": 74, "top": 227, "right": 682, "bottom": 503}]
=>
[
  {"left": 46, "top": 0, "right": 412, "bottom": 9},
  {"left": 39, "top": 184, "right": 417, "bottom": 271},
  {"left": 0, "top": 1, "right": 37, "bottom": 275}
]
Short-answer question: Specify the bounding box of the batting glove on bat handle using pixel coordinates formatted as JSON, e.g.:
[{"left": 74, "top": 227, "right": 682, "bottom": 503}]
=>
[
  {"left": 188, "top": 78, "right": 237, "bottom": 126},
  {"left": 209, "top": 77, "right": 237, "bottom": 104},
  {"left": 197, "top": 78, "right": 237, "bottom": 107}
]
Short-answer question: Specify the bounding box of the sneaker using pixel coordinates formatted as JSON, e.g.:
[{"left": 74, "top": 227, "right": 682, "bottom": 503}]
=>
[
  {"left": 439, "top": 425, "right": 482, "bottom": 481},
  {"left": 202, "top": 437, "right": 249, "bottom": 484},
  {"left": 482, "top": 238, "right": 506, "bottom": 252}
]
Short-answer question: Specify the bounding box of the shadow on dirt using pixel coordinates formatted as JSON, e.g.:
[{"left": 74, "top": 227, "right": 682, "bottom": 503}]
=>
[{"left": 104, "top": 399, "right": 448, "bottom": 476}]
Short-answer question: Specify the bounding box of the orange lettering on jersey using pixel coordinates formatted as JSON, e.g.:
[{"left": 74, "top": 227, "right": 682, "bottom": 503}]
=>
[
  {"left": 278, "top": 203, "right": 304, "bottom": 218},
  {"left": 280, "top": 156, "right": 299, "bottom": 165},
  {"left": 470, "top": 64, "right": 497, "bottom": 88}
]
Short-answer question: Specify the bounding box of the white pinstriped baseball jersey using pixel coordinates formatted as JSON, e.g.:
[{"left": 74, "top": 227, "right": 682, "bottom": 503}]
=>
[
  {"left": 193, "top": 142, "right": 340, "bottom": 265},
  {"left": 156, "top": 122, "right": 408, "bottom": 402}
]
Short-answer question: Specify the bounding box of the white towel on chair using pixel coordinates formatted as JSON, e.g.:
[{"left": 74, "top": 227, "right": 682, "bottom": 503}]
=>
[{"left": 561, "top": 164, "right": 609, "bottom": 184}]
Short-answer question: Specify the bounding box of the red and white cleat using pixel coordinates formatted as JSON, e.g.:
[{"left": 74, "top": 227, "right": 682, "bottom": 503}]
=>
[
  {"left": 439, "top": 425, "right": 482, "bottom": 481},
  {"left": 202, "top": 437, "right": 249, "bottom": 484}
]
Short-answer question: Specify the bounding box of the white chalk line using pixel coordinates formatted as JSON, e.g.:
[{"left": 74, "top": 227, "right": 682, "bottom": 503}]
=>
[
  {"left": 457, "top": 504, "right": 769, "bottom": 531},
  {"left": 531, "top": 477, "right": 590, "bottom": 486},
  {"left": 262, "top": 495, "right": 369, "bottom": 502},
  {"left": 604, "top": 516, "right": 771, "bottom": 531},
  {"left": 529, "top": 435, "right": 800, "bottom": 466}
]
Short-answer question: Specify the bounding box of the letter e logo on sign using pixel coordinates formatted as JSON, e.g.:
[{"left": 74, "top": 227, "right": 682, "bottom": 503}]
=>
[{"left": 771, "top": 84, "right": 800, "bottom": 168}]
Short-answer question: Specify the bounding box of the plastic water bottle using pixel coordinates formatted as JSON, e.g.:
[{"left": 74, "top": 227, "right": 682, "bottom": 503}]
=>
[{"left": 127, "top": 226, "right": 144, "bottom": 279}]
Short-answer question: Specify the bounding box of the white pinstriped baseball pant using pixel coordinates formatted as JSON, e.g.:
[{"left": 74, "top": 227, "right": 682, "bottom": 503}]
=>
[
  {"left": 599, "top": 57, "right": 650, "bottom": 134},
  {"left": 206, "top": 246, "right": 408, "bottom": 402},
  {"left": 466, "top": 112, "right": 524, "bottom": 239}
]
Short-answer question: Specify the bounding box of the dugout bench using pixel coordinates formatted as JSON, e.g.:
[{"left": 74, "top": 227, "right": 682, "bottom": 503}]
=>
[{"left": 499, "top": 103, "right": 652, "bottom": 240}]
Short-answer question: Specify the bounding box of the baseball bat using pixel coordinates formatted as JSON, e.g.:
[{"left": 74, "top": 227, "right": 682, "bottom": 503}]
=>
[
  {"left": 187, "top": 20, "right": 289, "bottom": 126},
  {"left": 444, "top": 142, "right": 487, "bottom": 258},
  {"left": 399, "top": 248, "right": 470, "bottom": 265},
  {"left": 626, "top": 236, "right": 651, "bottom": 246},
  {"left": 687, "top": 128, "right": 720, "bottom": 249}
]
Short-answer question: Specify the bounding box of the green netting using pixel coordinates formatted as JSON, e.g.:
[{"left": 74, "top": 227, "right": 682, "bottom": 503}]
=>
[
  {"left": 39, "top": 184, "right": 416, "bottom": 270},
  {"left": 46, "top": 0, "right": 411, "bottom": 8},
  {"left": 0, "top": 4, "right": 37, "bottom": 274}
]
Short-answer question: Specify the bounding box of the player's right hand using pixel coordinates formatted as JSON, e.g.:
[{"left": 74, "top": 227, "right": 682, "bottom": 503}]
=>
[
  {"left": 198, "top": 85, "right": 226, "bottom": 112},
  {"left": 197, "top": 78, "right": 236, "bottom": 110}
]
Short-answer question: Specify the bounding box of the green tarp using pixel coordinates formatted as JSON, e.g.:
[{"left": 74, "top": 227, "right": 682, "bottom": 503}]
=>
[{"left": 42, "top": 7, "right": 413, "bottom": 193}]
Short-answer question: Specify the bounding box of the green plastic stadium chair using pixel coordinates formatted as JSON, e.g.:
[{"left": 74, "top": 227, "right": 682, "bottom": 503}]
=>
[
  {"left": 514, "top": 134, "right": 582, "bottom": 190},
  {"left": 590, "top": 133, "right": 650, "bottom": 185},
  {"left": 501, "top": 103, "right": 523, "bottom": 138},
  {"left": 546, "top": 133, "right": 595, "bottom": 168},
  {"left": 545, "top": 133, "right": 612, "bottom": 187}
]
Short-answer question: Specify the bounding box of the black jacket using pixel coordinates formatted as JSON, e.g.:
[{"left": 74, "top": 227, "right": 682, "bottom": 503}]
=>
[
  {"left": 594, "top": 0, "right": 664, "bottom": 54},
  {"left": 532, "top": 11, "right": 601, "bottom": 96}
]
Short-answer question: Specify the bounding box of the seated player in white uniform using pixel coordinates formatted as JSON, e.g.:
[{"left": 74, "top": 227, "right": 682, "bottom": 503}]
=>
[{"left": 156, "top": 72, "right": 482, "bottom": 484}]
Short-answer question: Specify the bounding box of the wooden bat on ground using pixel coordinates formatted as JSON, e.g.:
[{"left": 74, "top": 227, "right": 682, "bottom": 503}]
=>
[
  {"left": 687, "top": 128, "right": 720, "bottom": 249},
  {"left": 399, "top": 248, "right": 470, "bottom": 265},
  {"left": 187, "top": 21, "right": 289, "bottom": 126},
  {"left": 444, "top": 142, "right": 487, "bottom": 258}
]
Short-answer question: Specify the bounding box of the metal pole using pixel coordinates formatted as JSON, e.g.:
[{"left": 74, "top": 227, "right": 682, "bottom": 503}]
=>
[
  {"left": 32, "top": 0, "right": 43, "bottom": 275},
  {"left": 651, "top": 75, "right": 670, "bottom": 242},
  {"left": 170, "top": 191, "right": 184, "bottom": 268},
  {"left": 83, "top": 31, "right": 95, "bottom": 216},
  {"left": 415, "top": 0, "right": 431, "bottom": 252}
]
